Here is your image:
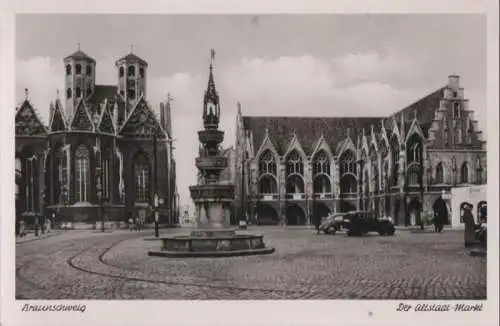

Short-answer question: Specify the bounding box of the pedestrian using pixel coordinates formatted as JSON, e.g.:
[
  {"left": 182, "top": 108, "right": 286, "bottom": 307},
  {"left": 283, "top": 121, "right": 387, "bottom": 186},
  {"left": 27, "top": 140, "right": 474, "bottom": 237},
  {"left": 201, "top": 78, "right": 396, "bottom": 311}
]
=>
[
  {"left": 19, "top": 220, "right": 26, "bottom": 238},
  {"left": 45, "top": 218, "right": 51, "bottom": 233},
  {"left": 313, "top": 214, "right": 321, "bottom": 234},
  {"left": 433, "top": 196, "right": 448, "bottom": 233},
  {"left": 463, "top": 203, "right": 476, "bottom": 248},
  {"left": 128, "top": 217, "right": 133, "bottom": 231}
]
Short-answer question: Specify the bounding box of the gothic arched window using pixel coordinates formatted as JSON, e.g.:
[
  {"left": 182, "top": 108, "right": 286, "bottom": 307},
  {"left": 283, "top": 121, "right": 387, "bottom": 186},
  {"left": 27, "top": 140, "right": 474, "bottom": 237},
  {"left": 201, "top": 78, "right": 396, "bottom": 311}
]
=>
[
  {"left": 139, "top": 67, "right": 145, "bottom": 78},
  {"left": 313, "top": 175, "right": 331, "bottom": 194},
  {"left": 66, "top": 64, "right": 72, "bottom": 76},
  {"left": 339, "top": 174, "right": 357, "bottom": 194},
  {"left": 407, "top": 164, "right": 420, "bottom": 186},
  {"left": 258, "top": 150, "right": 277, "bottom": 176},
  {"left": 313, "top": 151, "right": 331, "bottom": 194},
  {"left": 75, "top": 64, "right": 82, "bottom": 75},
  {"left": 19, "top": 151, "right": 37, "bottom": 212},
  {"left": 76, "top": 87, "right": 82, "bottom": 98},
  {"left": 259, "top": 175, "right": 277, "bottom": 194},
  {"left": 406, "top": 134, "right": 422, "bottom": 164},
  {"left": 313, "top": 151, "right": 330, "bottom": 175},
  {"left": 286, "top": 151, "right": 304, "bottom": 176},
  {"left": 460, "top": 162, "right": 469, "bottom": 184},
  {"left": 75, "top": 145, "right": 90, "bottom": 202},
  {"left": 435, "top": 162, "right": 444, "bottom": 184},
  {"left": 286, "top": 174, "right": 305, "bottom": 194},
  {"left": 339, "top": 150, "right": 356, "bottom": 176},
  {"left": 476, "top": 156, "right": 483, "bottom": 184},
  {"left": 286, "top": 151, "right": 304, "bottom": 194},
  {"left": 390, "top": 136, "right": 399, "bottom": 186},
  {"left": 119, "top": 66, "right": 124, "bottom": 77},
  {"left": 54, "top": 146, "right": 67, "bottom": 203},
  {"left": 134, "top": 153, "right": 150, "bottom": 203},
  {"left": 102, "top": 151, "right": 111, "bottom": 201}
]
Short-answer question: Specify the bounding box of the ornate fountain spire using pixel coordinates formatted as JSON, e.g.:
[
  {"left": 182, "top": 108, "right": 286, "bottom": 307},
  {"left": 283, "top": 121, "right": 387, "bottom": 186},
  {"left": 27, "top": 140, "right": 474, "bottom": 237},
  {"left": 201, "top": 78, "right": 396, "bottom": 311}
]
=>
[{"left": 203, "top": 49, "right": 220, "bottom": 130}]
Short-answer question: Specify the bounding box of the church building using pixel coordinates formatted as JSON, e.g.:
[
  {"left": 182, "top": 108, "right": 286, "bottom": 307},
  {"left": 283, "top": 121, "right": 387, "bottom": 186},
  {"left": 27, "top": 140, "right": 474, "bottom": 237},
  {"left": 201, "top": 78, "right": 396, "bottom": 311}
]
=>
[
  {"left": 234, "top": 75, "right": 487, "bottom": 226},
  {"left": 15, "top": 49, "right": 178, "bottom": 227}
]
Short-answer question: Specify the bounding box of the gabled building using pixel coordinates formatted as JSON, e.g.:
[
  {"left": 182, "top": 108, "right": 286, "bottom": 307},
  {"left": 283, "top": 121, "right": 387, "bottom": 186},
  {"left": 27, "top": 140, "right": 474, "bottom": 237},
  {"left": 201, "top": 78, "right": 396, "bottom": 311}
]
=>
[
  {"left": 234, "top": 75, "right": 487, "bottom": 226},
  {"left": 15, "top": 49, "right": 178, "bottom": 227}
]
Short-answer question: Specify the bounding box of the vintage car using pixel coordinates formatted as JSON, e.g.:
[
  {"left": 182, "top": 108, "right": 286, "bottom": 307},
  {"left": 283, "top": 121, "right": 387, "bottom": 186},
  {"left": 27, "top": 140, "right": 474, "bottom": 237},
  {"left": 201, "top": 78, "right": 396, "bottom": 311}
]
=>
[
  {"left": 318, "top": 212, "right": 348, "bottom": 234},
  {"left": 342, "top": 211, "right": 395, "bottom": 236}
]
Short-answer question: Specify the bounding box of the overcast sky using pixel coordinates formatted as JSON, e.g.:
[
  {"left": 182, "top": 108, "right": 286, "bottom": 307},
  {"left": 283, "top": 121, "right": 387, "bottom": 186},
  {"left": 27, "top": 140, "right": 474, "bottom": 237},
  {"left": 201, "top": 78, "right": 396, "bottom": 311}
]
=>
[{"left": 16, "top": 14, "right": 486, "bottom": 210}]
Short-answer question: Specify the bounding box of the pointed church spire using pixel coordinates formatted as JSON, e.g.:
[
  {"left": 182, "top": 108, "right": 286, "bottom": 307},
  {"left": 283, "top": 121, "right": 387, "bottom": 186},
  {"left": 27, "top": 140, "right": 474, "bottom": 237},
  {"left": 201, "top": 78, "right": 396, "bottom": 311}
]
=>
[
  {"left": 203, "top": 49, "right": 220, "bottom": 130},
  {"left": 24, "top": 88, "right": 29, "bottom": 101}
]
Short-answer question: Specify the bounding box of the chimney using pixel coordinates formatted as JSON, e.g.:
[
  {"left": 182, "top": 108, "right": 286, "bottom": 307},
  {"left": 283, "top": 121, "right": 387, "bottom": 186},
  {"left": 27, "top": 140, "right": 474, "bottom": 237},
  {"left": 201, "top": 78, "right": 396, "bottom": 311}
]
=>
[{"left": 448, "top": 75, "right": 460, "bottom": 90}]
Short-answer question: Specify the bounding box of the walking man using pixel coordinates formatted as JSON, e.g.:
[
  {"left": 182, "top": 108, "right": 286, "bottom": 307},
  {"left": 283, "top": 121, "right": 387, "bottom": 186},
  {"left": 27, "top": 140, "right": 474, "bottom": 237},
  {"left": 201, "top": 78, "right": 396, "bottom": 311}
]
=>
[{"left": 433, "top": 196, "right": 448, "bottom": 233}]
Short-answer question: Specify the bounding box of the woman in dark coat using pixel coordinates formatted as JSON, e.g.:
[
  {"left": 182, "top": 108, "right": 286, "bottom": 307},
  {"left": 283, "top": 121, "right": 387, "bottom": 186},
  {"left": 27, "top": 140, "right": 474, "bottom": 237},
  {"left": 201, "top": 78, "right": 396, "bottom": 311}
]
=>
[{"left": 462, "top": 203, "right": 476, "bottom": 247}]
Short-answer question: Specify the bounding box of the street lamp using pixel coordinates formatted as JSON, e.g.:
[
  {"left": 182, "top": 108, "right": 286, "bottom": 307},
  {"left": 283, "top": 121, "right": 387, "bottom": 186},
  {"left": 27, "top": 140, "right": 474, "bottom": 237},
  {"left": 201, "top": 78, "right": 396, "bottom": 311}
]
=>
[{"left": 154, "top": 194, "right": 159, "bottom": 238}]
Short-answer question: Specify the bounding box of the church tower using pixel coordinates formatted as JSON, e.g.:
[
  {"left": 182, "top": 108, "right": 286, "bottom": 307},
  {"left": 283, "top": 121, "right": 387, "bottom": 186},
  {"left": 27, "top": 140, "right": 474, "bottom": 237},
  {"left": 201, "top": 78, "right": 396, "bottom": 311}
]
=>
[
  {"left": 63, "top": 46, "right": 96, "bottom": 119},
  {"left": 115, "top": 49, "right": 148, "bottom": 116}
]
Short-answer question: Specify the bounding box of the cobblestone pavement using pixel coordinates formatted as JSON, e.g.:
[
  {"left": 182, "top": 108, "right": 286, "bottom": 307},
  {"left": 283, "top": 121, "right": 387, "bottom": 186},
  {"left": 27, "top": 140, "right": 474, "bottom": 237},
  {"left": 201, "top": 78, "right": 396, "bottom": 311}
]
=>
[{"left": 16, "top": 227, "right": 486, "bottom": 300}]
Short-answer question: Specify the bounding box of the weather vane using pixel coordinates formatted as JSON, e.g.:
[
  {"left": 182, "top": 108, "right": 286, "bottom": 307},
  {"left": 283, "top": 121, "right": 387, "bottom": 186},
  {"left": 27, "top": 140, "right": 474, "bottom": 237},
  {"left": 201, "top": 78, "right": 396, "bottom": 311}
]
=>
[{"left": 210, "top": 48, "right": 215, "bottom": 66}]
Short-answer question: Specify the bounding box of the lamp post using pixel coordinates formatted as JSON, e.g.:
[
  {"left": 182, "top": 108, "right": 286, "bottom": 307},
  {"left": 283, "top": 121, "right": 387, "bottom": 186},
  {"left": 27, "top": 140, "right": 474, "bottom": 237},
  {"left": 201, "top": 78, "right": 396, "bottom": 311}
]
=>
[
  {"left": 154, "top": 194, "right": 159, "bottom": 238},
  {"left": 40, "top": 189, "right": 45, "bottom": 234},
  {"left": 153, "top": 126, "right": 159, "bottom": 238}
]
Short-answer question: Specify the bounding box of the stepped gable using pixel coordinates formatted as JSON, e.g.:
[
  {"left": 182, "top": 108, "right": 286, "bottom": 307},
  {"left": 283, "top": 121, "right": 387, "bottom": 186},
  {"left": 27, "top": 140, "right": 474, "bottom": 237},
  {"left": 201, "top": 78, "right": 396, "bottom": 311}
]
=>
[
  {"left": 242, "top": 116, "right": 381, "bottom": 156},
  {"left": 15, "top": 99, "right": 48, "bottom": 136}
]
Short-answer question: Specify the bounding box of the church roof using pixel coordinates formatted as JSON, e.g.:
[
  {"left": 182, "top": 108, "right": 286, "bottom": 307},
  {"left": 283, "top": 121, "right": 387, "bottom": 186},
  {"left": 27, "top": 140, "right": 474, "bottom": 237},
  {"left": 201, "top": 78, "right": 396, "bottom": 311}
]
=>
[
  {"left": 242, "top": 116, "right": 381, "bottom": 155},
  {"left": 385, "top": 86, "right": 445, "bottom": 136},
  {"left": 64, "top": 50, "right": 96, "bottom": 63},
  {"left": 115, "top": 53, "right": 148, "bottom": 66},
  {"left": 90, "top": 85, "right": 118, "bottom": 104}
]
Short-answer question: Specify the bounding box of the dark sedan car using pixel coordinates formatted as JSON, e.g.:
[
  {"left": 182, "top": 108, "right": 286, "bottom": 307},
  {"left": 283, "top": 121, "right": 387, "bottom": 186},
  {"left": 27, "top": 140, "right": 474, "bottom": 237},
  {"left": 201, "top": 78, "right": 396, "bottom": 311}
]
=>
[{"left": 342, "top": 211, "right": 395, "bottom": 236}]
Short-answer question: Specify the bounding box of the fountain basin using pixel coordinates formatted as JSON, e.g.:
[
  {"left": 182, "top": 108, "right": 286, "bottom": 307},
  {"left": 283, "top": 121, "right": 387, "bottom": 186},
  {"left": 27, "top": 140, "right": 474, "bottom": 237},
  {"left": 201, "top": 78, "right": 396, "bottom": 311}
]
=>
[{"left": 148, "top": 233, "right": 275, "bottom": 258}]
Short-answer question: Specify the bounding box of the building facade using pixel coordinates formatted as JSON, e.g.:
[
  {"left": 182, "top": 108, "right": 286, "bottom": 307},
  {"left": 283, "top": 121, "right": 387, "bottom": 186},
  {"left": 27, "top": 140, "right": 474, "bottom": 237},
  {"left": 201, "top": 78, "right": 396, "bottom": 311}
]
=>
[
  {"left": 15, "top": 49, "right": 178, "bottom": 228},
  {"left": 234, "top": 75, "right": 487, "bottom": 226}
]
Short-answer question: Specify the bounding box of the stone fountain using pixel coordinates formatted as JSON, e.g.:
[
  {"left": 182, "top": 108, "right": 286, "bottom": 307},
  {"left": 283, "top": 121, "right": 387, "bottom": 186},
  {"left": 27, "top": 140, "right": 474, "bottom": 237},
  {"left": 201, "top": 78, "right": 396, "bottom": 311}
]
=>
[{"left": 148, "top": 52, "right": 274, "bottom": 258}]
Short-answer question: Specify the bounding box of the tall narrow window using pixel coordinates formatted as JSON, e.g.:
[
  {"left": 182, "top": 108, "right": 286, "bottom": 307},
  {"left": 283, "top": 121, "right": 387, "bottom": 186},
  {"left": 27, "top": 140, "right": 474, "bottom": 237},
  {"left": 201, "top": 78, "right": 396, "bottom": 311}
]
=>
[
  {"left": 54, "top": 147, "right": 67, "bottom": 203},
  {"left": 76, "top": 87, "right": 82, "bottom": 98},
  {"left": 460, "top": 162, "right": 469, "bottom": 184},
  {"left": 139, "top": 67, "right": 145, "bottom": 78},
  {"left": 453, "top": 102, "right": 460, "bottom": 119},
  {"left": 128, "top": 66, "right": 135, "bottom": 77},
  {"left": 66, "top": 64, "right": 72, "bottom": 75},
  {"left": 66, "top": 88, "right": 72, "bottom": 99},
  {"left": 119, "top": 66, "right": 124, "bottom": 77},
  {"left": 134, "top": 154, "right": 149, "bottom": 202},
  {"left": 435, "top": 162, "right": 444, "bottom": 184},
  {"left": 127, "top": 89, "right": 136, "bottom": 100},
  {"left": 86, "top": 65, "right": 92, "bottom": 76},
  {"left": 23, "top": 156, "right": 36, "bottom": 212},
  {"left": 76, "top": 64, "right": 82, "bottom": 75},
  {"left": 102, "top": 154, "right": 110, "bottom": 201},
  {"left": 75, "top": 145, "right": 90, "bottom": 202}
]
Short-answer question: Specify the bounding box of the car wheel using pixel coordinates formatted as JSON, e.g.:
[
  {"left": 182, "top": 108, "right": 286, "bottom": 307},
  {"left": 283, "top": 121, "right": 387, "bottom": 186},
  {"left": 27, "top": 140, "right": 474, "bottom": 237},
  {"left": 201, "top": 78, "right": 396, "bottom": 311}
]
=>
[
  {"left": 377, "top": 230, "right": 385, "bottom": 236},
  {"left": 387, "top": 228, "right": 395, "bottom": 236},
  {"left": 347, "top": 230, "right": 355, "bottom": 237}
]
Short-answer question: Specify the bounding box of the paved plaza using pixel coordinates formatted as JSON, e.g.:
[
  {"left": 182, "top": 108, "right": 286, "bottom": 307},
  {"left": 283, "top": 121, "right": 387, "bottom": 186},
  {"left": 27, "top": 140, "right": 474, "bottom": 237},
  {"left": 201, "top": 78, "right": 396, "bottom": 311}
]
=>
[{"left": 16, "top": 227, "right": 486, "bottom": 300}]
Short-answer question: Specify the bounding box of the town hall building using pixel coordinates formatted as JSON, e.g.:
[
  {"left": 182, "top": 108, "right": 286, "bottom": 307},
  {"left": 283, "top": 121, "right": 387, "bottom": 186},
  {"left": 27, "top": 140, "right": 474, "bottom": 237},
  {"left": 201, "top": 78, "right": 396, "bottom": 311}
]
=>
[
  {"left": 234, "top": 75, "right": 487, "bottom": 226},
  {"left": 15, "top": 49, "right": 178, "bottom": 228}
]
